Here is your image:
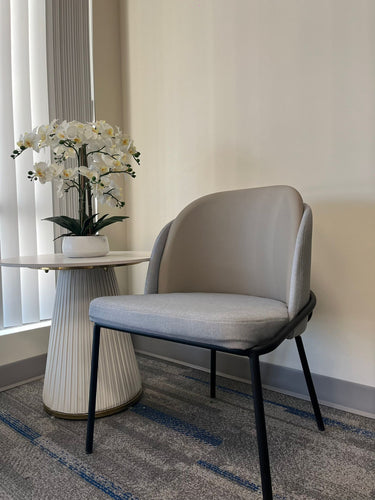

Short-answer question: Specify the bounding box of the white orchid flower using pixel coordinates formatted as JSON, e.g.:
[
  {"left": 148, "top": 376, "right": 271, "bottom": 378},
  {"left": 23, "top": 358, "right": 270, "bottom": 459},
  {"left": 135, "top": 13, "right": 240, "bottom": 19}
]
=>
[
  {"left": 92, "top": 156, "right": 112, "bottom": 174},
  {"left": 117, "top": 135, "right": 131, "bottom": 151},
  {"left": 55, "top": 129, "right": 66, "bottom": 141},
  {"left": 36, "top": 125, "right": 50, "bottom": 146},
  {"left": 66, "top": 147, "right": 76, "bottom": 158},
  {"left": 82, "top": 124, "right": 95, "bottom": 142},
  {"left": 61, "top": 167, "right": 78, "bottom": 180},
  {"left": 112, "top": 158, "right": 123, "bottom": 170},
  {"left": 99, "top": 175, "right": 111, "bottom": 187},
  {"left": 120, "top": 152, "right": 131, "bottom": 164},
  {"left": 105, "top": 196, "right": 118, "bottom": 208},
  {"left": 18, "top": 132, "right": 41, "bottom": 151},
  {"left": 53, "top": 145, "right": 65, "bottom": 155},
  {"left": 66, "top": 123, "right": 84, "bottom": 145},
  {"left": 66, "top": 124, "right": 78, "bottom": 139},
  {"left": 34, "top": 162, "right": 53, "bottom": 183},
  {"left": 12, "top": 119, "right": 140, "bottom": 237},
  {"left": 79, "top": 166, "right": 99, "bottom": 182},
  {"left": 50, "top": 163, "right": 64, "bottom": 178}
]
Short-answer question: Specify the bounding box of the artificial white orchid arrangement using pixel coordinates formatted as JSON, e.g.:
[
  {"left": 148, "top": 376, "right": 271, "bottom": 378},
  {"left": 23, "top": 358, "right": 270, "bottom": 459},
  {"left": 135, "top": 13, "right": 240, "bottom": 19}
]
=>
[{"left": 11, "top": 119, "right": 140, "bottom": 237}]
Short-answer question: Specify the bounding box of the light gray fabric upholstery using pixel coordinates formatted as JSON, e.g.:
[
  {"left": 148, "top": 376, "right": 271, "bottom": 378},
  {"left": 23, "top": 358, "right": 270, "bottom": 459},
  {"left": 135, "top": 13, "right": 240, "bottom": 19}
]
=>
[
  {"left": 158, "top": 186, "right": 303, "bottom": 303},
  {"left": 89, "top": 185, "right": 313, "bottom": 352},
  {"left": 144, "top": 221, "right": 173, "bottom": 294},
  {"left": 89, "top": 293, "right": 289, "bottom": 350},
  {"left": 287, "top": 204, "right": 312, "bottom": 338}
]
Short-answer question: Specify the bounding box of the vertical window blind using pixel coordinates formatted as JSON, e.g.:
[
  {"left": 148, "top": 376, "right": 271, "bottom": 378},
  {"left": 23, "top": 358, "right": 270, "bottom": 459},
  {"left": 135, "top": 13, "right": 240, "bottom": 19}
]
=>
[
  {"left": 0, "top": 0, "right": 55, "bottom": 329},
  {"left": 46, "top": 0, "right": 94, "bottom": 244},
  {"left": 0, "top": 0, "right": 93, "bottom": 331}
]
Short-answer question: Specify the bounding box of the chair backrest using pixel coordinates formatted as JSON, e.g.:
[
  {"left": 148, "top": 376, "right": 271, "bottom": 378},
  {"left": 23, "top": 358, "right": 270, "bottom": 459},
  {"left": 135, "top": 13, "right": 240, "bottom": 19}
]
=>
[{"left": 150, "top": 186, "right": 306, "bottom": 305}]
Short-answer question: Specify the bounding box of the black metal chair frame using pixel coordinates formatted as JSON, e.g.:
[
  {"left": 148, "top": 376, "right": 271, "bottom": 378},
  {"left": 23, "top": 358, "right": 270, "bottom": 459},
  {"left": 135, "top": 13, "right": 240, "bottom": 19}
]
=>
[{"left": 86, "top": 291, "right": 324, "bottom": 500}]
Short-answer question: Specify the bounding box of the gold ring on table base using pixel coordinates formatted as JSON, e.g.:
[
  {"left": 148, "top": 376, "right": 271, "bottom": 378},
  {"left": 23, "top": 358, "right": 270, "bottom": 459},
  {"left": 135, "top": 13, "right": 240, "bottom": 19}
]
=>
[{"left": 43, "top": 388, "right": 143, "bottom": 420}]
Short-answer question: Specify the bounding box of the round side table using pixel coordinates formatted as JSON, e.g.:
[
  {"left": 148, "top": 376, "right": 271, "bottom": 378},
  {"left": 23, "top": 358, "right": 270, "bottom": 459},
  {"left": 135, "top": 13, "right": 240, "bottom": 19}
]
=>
[{"left": 0, "top": 251, "right": 150, "bottom": 419}]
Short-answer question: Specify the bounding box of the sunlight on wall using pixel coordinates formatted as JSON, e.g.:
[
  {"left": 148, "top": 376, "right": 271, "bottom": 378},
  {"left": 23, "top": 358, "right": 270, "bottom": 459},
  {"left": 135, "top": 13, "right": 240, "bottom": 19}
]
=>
[{"left": 94, "top": 0, "right": 375, "bottom": 387}]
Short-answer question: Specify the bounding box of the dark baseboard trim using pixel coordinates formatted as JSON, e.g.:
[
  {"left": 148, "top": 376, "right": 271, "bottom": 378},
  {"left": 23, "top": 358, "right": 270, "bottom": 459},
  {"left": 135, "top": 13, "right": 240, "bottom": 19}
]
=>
[
  {"left": 0, "top": 354, "right": 47, "bottom": 392},
  {"left": 1, "top": 340, "right": 373, "bottom": 418},
  {"left": 223, "top": 353, "right": 375, "bottom": 417},
  {"left": 132, "top": 336, "right": 375, "bottom": 418}
]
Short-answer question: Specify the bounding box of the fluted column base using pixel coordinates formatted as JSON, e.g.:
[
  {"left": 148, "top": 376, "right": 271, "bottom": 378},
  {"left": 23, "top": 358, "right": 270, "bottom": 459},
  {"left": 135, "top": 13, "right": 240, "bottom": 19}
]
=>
[{"left": 42, "top": 268, "right": 142, "bottom": 419}]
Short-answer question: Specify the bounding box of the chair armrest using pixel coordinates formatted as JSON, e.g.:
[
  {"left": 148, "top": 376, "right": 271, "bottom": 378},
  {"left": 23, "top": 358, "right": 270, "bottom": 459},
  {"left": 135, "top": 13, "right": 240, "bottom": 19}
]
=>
[
  {"left": 144, "top": 220, "right": 173, "bottom": 294},
  {"left": 287, "top": 204, "right": 312, "bottom": 337}
]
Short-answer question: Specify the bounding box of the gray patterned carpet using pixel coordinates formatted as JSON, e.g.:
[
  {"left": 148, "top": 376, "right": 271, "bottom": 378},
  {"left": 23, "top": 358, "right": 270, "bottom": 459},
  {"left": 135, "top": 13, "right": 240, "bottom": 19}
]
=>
[{"left": 0, "top": 353, "right": 374, "bottom": 500}]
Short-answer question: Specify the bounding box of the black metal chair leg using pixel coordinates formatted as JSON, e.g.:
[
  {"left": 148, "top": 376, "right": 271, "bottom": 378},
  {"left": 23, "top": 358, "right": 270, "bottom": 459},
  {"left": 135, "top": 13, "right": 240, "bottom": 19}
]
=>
[
  {"left": 295, "top": 335, "right": 325, "bottom": 431},
  {"left": 86, "top": 324, "right": 102, "bottom": 454},
  {"left": 210, "top": 349, "right": 216, "bottom": 398},
  {"left": 249, "top": 353, "right": 273, "bottom": 500}
]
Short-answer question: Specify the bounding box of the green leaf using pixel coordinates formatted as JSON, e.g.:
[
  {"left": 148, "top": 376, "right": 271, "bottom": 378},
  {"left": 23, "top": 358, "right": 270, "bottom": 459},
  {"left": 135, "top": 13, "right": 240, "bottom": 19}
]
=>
[
  {"left": 53, "top": 233, "right": 74, "bottom": 241},
  {"left": 43, "top": 213, "right": 128, "bottom": 236},
  {"left": 93, "top": 214, "right": 128, "bottom": 233},
  {"left": 81, "top": 213, "right": 99, "bottom": 235},
  {"left": 43, "top": 216, "right": 82, "bottom": 235}
]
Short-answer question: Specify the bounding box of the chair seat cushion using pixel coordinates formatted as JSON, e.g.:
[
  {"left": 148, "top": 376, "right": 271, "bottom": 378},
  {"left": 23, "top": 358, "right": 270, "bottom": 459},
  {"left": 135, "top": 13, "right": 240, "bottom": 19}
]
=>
[{"left": 89, "top": 293, "right": 289, "bottom": 351}]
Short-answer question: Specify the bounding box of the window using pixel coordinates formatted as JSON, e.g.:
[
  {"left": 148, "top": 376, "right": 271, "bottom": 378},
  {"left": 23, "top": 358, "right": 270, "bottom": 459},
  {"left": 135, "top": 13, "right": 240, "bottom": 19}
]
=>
[
  {"left": 0, "top": 0, "right": 55, "bottom": 330},
  {"left": 0, "top": 0, "right": 93, "bottom": 332}
]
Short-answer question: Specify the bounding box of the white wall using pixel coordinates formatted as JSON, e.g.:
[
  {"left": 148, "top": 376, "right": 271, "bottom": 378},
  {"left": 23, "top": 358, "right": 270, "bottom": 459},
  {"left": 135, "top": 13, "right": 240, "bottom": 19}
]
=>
[{"left": 93, "top": 0, "right": 375, "bottom": 388}]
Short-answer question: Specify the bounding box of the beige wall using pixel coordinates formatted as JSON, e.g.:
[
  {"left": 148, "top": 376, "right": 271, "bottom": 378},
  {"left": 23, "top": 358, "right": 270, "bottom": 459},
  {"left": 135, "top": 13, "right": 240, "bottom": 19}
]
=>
[
  {"left": 93, "top": 0, "right": 375, "bottom": 387},
  {"left": 0, "top": 326, "right": 50, "bottom": 366},
  {"left": 92, "top": 0, "right": 131, "bottom": 292}
]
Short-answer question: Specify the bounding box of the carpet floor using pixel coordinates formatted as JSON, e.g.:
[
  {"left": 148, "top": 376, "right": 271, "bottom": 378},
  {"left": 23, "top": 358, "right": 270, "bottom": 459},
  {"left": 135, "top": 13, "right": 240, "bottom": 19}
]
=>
[{"left": 0, "top": 354, "right": 374, "bottom": 500}]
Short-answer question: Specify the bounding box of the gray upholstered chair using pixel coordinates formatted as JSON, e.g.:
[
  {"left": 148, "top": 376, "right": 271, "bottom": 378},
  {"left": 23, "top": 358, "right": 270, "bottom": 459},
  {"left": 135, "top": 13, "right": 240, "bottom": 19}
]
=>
[{"left": 86, "top": 185, "right": 324, "bottom": 500}]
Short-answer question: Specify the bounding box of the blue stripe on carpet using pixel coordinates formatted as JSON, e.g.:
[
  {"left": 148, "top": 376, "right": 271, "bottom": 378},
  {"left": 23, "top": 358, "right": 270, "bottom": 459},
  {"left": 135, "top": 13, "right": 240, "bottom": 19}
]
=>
[
  {"left": 197, "top": 460, "right": 261, "bottom": 492},
  {"left": 197, "top": 460, "right": 287, "bottom": 499},
  {"left": 130, "top": 403, "right": 222, "bottom": 446},
  {"left": 0, "top": 410, "right": 138, "bottom": 500},
  {"left": 184, "top": 376, "right": 375, "bottom": 439},
  {"left": 0, "top": 410, "right": 41, "bottom": 441}
]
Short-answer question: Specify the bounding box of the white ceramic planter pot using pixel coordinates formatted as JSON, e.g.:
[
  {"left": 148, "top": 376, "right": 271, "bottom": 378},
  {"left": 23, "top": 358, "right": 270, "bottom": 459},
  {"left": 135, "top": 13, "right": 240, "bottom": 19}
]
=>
[{"left": 62, "top": 235, "right": 109, "bottom": 258}]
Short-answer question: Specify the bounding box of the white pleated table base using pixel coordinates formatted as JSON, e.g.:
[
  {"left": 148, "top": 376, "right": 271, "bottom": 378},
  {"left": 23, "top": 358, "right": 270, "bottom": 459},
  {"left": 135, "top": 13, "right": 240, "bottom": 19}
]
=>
[{"left": 42, "top": 268, "right": 142, "bottom": 419}]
